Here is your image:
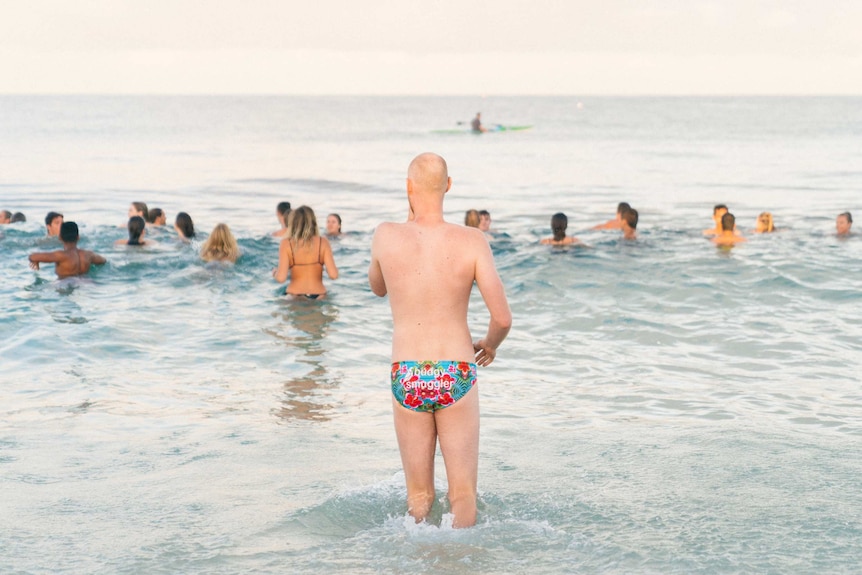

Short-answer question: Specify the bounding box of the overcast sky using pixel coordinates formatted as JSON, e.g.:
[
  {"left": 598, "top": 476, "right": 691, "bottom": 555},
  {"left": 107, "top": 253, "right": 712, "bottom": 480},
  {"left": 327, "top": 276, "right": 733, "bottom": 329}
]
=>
[{"left": 1, "top": 0, "right": 860, "bottom": 94}]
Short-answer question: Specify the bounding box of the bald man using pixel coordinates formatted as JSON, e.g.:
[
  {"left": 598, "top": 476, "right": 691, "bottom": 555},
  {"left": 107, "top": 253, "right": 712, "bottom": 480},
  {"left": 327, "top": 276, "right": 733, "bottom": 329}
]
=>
[{"left": 368, "top": 153, "right": 512, "bottom": 528}]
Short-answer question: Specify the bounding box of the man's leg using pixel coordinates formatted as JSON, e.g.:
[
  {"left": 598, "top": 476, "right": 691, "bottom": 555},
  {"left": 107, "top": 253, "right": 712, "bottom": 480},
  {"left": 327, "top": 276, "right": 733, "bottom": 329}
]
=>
[
  {"left": 435, "top": 386, "right": 480, "bottom": 528},
  {"left": 392, "top": 397, "right": 437, "bottom": 522}
]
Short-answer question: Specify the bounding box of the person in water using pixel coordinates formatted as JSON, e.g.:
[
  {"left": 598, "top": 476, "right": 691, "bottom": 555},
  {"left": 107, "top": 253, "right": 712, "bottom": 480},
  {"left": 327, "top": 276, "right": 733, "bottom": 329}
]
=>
[
  {"left": 0, "top": 210, "right": 12, "bottom": 224},
  {"left": 464, "top": 209, "right": 480, "bottom": 228},
  {"left": 45, "top": 212, "right": 64, "bottom": 237},
  {"left": 201, "top": 223, "right": 241, "bottom": 263},
  {"left": 478, "top": 210, "right": 492, "bottom": 233},
  {"left": 128, "top": 202, "right": 149, "bottom": 223},
  {"left": 754, "top": 212, "right": 775, "bottom": 233},
  {"left": 592, "top": 202, "right": 631, "bottom": 230},
  {"left": 712, "top": 212, "right": 746, "bottom": 246},
  {"left": 175, "top": 212, "right": 196, "bottom": 241},
  {"left": 703, "top": 204, "right": 729, "bottom": 235},
  {"left": 148, "top": 208, "right": 167, "bottom": 226},
  {"left": 470, "top": 112, "right": 487, "bottom": 133},
  {"left": 836, "top": 212, "right": 853, "bottom": 236},
  {"left": 621, "top": 207, "right": 638, "bottom": 240},
  {"left": 273, "top": 205, "right": 338, "bottom": 298},
  {"left": 11, "top": 212, "right": 26, "bottom": 223},
  {"left": 272, "top": 201, "right": 292, "bottom": 238},
  {"left": 541, "top": 212, "right": 581, "bottom": 245},
  {"left": 368, "top": 152, "right": 512, "bottom": 529},
  {"left": 116, "top": 216, "right": 150, "bottom": 246},
  {"left": 29, "top": 222, "right": 106, "bottom": 278},
  {"left": 325, "top": 213, "right": 342, "bottom": 236}
]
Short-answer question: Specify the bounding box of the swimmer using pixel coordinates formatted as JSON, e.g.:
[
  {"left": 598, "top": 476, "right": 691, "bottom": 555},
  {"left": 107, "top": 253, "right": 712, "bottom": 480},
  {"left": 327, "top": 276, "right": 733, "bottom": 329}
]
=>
[
  {"left": 464, "top": 209, "right": 480, "bottom": 228},
  {"left": 478, "top": 210, "right": 492, "bottom": 232},
  {"left": 754, "top": 212, "right": 775, "bottom": 233},
  {"left": 621, "top": 207, "right": 638, "bottom": 240},
  {"left": 45, "top": 212, "right": 64, "bottom": 237},
  {"left": 368, "top": 152, "right": 511, "bottom": 528},
  {"left": 325, "top": 213, "right": 342, "bottom": 237},
  {"left": 712, "top": 212, "right": 746, "bottom": 246},
  {"left": 273, "top": 205, "right": 338, "bottom": 298},
  {"left": 11, "top": 212, "right": 26, "bottom": 223},
  {"left": 470, "top": 112, "right": 487, "bottom": 133},
  {"left": 128, "top": 202, "right": 149, "bottom": 223},
  {"left": 29, "top": 222, "right": 106, "bottom": 278},
  {"left": 703, "top": 204, "right": 729, "bottom": 236},
  {"left": 201, "top": 223, "right": 241, "bottom": 263},
  {"left": 836, "top": 212, "right": 853, "bottom": 236},
  {"left": 0, "top": 210, "right": 11, "bottom": 224},
  {"left": 272, "top": 201, "right": 292, "bottom": 238},
  {"left": 541, "top": 212, "right": 581, "bottom": 245},
  {"left": 148, "top": 208, "right": 167, "bottom": 226},
  {"left": 175, "top": 212, "right": 196, "bottom": 241},
  {"left": 116, "top": 216, "right": 151, "bottom": 246},
  {"left": 592, "top": 202, "right": 631, "bottom": 230}
]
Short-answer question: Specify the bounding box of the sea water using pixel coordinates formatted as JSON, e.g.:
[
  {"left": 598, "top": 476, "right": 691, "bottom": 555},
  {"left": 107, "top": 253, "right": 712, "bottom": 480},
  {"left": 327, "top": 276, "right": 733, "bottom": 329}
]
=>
[{"left": 1, "top": 96, "right": 861, "bottom": 574}]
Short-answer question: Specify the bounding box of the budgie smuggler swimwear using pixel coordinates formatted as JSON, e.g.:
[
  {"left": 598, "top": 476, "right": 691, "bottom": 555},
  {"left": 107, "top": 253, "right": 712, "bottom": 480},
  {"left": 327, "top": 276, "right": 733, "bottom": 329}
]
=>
[{"left": 391, "top": 360, "right": 477, "bottom": 412}]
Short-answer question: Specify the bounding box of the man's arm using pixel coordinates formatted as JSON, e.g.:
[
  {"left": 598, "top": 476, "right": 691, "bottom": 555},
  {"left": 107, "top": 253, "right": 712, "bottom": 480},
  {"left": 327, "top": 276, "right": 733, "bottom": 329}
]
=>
[
  {"left": 89, "top": 252, "right": 107, "bottom": 265},
  {"left": 368, "top": 225, "right": 388, "bottom": 297},
  {"left": 28, "top": 251, "right": 62, "bottom": 270},
  {"left": 472, "top": 238, "right": 512, "bottom": 366}
]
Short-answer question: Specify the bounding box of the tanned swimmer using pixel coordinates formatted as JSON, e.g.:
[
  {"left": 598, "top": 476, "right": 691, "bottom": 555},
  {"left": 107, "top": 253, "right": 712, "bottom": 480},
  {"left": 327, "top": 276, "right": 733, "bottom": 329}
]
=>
[
  {"left": 368, "top": 153, "right": 511, "bottom": 528},
  {"left": 712, "top": 212, "right": 747, "bottom": 247},
  {"left": 592, "top": 202, "right": 631, "bottom": 230},
  {"left": 29, "top": 222, "right": 106, "bottom": 278},
  {"left": 273, "top": 205, "right": 338, "bottom": 299}
]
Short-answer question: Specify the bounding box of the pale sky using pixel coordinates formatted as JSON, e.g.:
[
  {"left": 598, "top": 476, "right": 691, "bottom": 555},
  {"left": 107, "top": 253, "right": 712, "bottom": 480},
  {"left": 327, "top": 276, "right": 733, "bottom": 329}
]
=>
[{"left": 1, "top": 0, "right": 860, "bottom": 94}]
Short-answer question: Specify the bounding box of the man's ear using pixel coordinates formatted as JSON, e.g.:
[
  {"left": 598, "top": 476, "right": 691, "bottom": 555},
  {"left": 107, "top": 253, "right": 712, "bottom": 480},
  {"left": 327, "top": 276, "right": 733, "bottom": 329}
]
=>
[{"left": 444, "top": 177, "right": 452, "bottom": 194}]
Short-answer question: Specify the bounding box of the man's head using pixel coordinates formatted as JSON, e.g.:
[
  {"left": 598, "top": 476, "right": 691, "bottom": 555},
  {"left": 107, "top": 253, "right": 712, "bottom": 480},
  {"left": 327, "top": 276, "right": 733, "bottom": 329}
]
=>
[
  {"left": 276, "top": 201, "right": 292, "bottom": 225},
  {"left": 11, "top": 212, "right": 26, "bottom": 223},
  {"left": 0, "top": 210, "right": 11, "bottom": 224},
  {"left": 45, "top": 211, "right": 64, "bottom": 236},
  {"left": 551, "top": 212, "right": 568, "bottom": 241},
  {"left": 836, "top": 212, "right": 853, "bottom": 236},
  {"left": 621, "top": 208, "right": 638, "bottom": 230},
  {"left": 407, "top": 153, "right": 451, "bottom": 198},
  {"left": 59, "top": 221, "right": 79, "bottom": 244},
  {"left": 721, "top": 212, "right": 735, "bottom": 232},
  {"left": 478, "top": 210, "right": 491, "bottom": 232},
  {"left": 148, "top": 208, "right": 166, "bottom": 225},
  {"left": 713, "top": 204, "right": 728, "bottom": 225},
  {"left": 616, "top": 202, "right": 632, "bottom": 218}
]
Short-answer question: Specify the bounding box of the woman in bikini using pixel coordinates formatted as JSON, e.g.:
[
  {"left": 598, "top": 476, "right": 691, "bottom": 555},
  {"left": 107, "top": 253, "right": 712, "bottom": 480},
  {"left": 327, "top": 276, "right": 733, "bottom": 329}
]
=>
[
  {"left": 272, "top": 206, "right": 338, "bottom": 298},
  {"left": 540, "top": 212, "right": 581, "bottom": 245}
]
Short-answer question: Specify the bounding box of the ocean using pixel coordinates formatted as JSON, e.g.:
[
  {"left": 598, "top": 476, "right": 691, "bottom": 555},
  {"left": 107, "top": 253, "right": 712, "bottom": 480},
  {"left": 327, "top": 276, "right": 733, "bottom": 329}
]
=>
[{"left": 1, "top": 96, "right": 860, "bottom": 574}]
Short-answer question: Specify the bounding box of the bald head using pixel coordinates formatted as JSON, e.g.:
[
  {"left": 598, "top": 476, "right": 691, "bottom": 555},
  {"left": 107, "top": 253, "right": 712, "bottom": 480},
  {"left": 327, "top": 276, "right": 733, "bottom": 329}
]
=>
[{"left": 408, "top": 153, "right": 449, "bottom": 195}]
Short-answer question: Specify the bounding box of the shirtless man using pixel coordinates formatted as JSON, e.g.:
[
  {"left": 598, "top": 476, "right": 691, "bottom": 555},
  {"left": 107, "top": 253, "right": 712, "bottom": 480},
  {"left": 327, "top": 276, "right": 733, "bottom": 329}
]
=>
[
  {"left": 712, "top": 212, "right": 746, "bottom": 247},
  {"left": 478, "top": 210, "right": 492, "bottom": 233},
  {"left": 703, "top": 204, "right": 728, "bottom": 235},
  {"left": 592, "top": 202, "right": 631, "bottom": 230},
  {"left": 29, "top": 222, "right": 106, "bottom": 278},
  {"left": 621, "top": 207, "right": 638, "bottom": 240},
  {"left": 368, "top": 153, "right": 511, "bottom": 528},
  {"left": 0, "top": 210, "right": 11, "bottom": 224},
  {"left": 45, "top": 211, "right": 64, "bottom": 237}
]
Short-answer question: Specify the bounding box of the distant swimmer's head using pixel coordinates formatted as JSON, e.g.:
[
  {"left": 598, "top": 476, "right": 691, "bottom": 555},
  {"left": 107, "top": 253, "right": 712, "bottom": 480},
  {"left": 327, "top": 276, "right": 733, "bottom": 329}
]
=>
[
  {"left": 201, "top": 223, "right": 240, "bottom": 263},
  {"left": 148, "top": 208, "right": 166, "bottom": 225},
  {"left": 45, "top": 211, "right": 64, "bottom": 236},
  {"left": 478, "top": 209, "right": 491, "bottom": 232},
  {"left": 836, "top": 211, "right": 853, "bottom": 236},
  {"left": 465, "top": 209, "right": 480, "bottom": 228},
  {"left": 326, "top": 213, "right": 342, "bottom": 235},
  {"left": 407, "top": 153, "right": 450, "bottom": 196},
  {"left": 551, "top": 212, "right": 568, "bottom": 241},
  {"left": 127, "top": 216, "right": 146, "bottom": 244},
  {"left": 713, "top": 204, "right": 728, "bottom": 225},
  {"left": 621, "top": 207, "right": 638, "bottom": 230},
  {"left": 0, "top": 210, "right": 11, "bottom": 224},
  {"left": 289, "top": 205, "right": 319, "bottom": 244},
  {"left": 616, "top": 202, "right": 632, "bottom": 217},
  {"left": 721, "top": 212, "right": 735, "bottom": 232},
  {"left": 276, "top": 201, "right": 292, "bottom": 225},
  {"left": 175, "top": 212, "right": 196, "bottom": 240},
  {"left": 129, "top": 202, "right": 149, "bottom": 222},
  {"left": 755, "top": 212, "right": 774, "bottom": 233},
  {"left": 11, "top": 212, "right": 26, "bottom": 223},
  {"left": 60, "top": 221, "right": 79, "bottom": 243}
]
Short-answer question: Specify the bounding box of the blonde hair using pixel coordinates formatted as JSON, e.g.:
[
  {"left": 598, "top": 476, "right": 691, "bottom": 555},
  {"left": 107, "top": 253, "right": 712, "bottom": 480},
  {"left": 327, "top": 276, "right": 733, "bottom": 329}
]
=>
[
  {"left": 465, "top": 209, "right": 480, "bottom": 228},
  {"left": 758, "top": 212, "right": 774, "bottom": 233},
  {"left": 288, "top": 206, "right": 319, "bottom": 246},
  {"left": 201, "top": 223, "right": 240, "bottom": 263}
]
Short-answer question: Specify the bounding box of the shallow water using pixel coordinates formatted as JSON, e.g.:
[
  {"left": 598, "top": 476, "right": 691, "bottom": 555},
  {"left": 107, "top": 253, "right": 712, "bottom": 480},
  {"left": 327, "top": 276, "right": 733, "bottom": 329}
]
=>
[{"left": 1, "top": 96, "right": 861, "bottom": 574}]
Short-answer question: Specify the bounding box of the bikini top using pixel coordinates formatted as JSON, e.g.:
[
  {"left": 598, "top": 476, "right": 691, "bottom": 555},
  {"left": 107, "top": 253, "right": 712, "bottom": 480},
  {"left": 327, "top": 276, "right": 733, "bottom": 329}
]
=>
[{"left": 288, "top": 237, "right": 324, "bottom": 268}]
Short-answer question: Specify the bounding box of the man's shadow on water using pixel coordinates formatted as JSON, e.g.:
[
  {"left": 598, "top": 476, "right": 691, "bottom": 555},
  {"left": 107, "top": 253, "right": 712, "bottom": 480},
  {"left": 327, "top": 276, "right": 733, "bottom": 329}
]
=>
[{"left": 264, "top": 297, "right": 341, "bottom": 422}]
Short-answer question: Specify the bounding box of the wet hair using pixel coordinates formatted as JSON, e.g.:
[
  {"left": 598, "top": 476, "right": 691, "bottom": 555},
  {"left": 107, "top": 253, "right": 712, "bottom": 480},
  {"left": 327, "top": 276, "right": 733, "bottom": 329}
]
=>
[
  {"left": 288, "top": 205, "right": 319, "bottom": 245},
  {"left": 45, "top": 211, "right": 63, "bottom": 227},
  {"left": 721, "top": 212, "right": 735, "bottom": 232},
  {"left": 839, "top": 211, "right": 852, "bottom": 224},
  {"left": 327, "top": 213, "right": 342, "bottom": 233},
  {"left": 148, "top": 208, "right": 164, "bottom": 224},
  {"left": 127, "top": 216, "right": 146, "bottom": 245},
  {"left": 277, "top": 201, "right": 292, "bottom": 219},
  {"left": 11, "top": 212, "right": 26, "bottom": 223},
  {"left": 465, "top": 209, "right": 480, "bottom": 228},
  {"left": 175, "top": 212, "right": 196, "bottom": 239},
  {"left": 616, "top": 202, "right": 631, "bottom": 215},
  {"left": 622, "top": 208, "right": 638, "bottom": 230},
  {"left": 713, "top": 204, "right": 728, "bottom": 215},
  {"left": 551, "top": 212, "right": 568, "bottom": 242},
  {"left": 478, "top": 210, "right": 490, "bottom": 218},
  {"left": 131, "top": 202, "right": 149, "bottom": 221},
  {"left": 201, "top": 223, "right": 240, "bottom": 263},
  {"left": 758, "top": 212, "right": 774, "bottom": 232},
  {"left": 1, "top": 210, "right": 11, "bottom": 221},
  {"left": 60, "top": 221, "right": 79, "bottom": 243}
]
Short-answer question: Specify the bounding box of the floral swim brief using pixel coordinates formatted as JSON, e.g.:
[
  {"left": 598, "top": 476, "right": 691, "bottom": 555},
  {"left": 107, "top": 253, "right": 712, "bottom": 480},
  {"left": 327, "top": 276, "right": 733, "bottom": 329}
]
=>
[{"left": 391, "top": 360, "right": 478, "bottom": 413}]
